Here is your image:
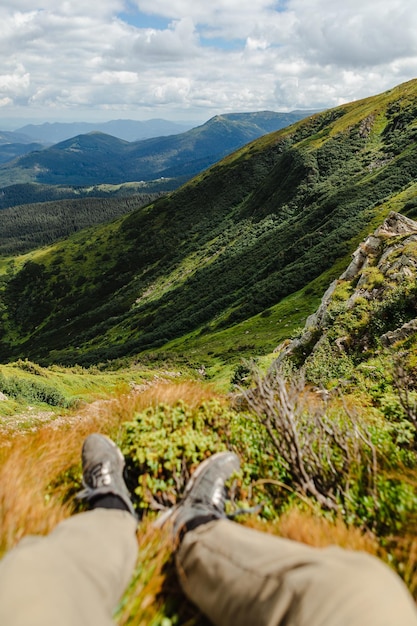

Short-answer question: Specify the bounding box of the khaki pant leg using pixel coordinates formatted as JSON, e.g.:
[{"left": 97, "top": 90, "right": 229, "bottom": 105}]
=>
[
  {"left": 176, "top": 519, "right": 417, "bottom": 626},
  {"left": 0, "top": 509, "right": 138, "bottom": 626}
]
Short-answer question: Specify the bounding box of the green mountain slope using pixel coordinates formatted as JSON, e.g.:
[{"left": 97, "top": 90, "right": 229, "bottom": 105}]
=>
[
  {"left": 0, "top": 192, "right": 163, "bottom": 256},
  {"left": 2, "top": 79, "right": 417, "bottom": 366},
  {"left": 0, "top": 111, "right": 313, "bottom": 187},
  {"left": 0, "top": 180, "right": 177, "bottom": 212},
  {"left": 0, "top": 130, "right": 44, "bottom": 165}
]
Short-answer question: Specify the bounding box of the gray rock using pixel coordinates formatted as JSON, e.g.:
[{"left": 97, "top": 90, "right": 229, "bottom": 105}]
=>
[{"left": 380, "top": 319, "right": 417, "bottom": 347}]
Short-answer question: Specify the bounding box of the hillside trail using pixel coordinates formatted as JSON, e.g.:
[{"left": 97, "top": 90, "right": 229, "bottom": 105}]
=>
[
  {"left": 0, "top": 372, "right": 208, "bottom": 441},
  {"left": 0, "top": 380, "right": 153, "bottom": 440}
]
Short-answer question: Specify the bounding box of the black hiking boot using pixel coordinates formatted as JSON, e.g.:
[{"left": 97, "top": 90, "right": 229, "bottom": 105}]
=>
[
  {"left": 155, "top": 451, "right": 240, "bottom": 538},
  {"left": 76, "top": 433, "right": 137, "bottom": 518}
]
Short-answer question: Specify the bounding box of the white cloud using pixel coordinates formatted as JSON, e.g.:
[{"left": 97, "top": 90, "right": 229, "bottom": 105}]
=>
[
  {"left": 153, "top": 77, "right": 192, "bottom": 103},
  {"left": 0, "top": 62, "right": 31, "bottom": 102},
  {"left": 133, "top": 0, "right": 277, "bottom": 26},
  {"left": 0, "top": 0, "right": 417, "bottom": 125},
  {"left": 130, "top": 17, "right": 199, "bottom": 62},
  {"left": 290, "top": 0, "right": 417, "bottom": 67},
  {"left": 92, "top": 71, "right": 138, "bottom": 85}
]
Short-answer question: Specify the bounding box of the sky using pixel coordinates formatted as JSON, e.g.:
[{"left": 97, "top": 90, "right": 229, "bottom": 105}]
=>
[{"left": 1, "top": 0, "right": 417, "bottom": 128}]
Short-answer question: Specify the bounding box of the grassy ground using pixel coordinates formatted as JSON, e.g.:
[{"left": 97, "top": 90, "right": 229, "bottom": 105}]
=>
[
  {"left": 2, "top": 372, "right": 417, "bottom": 624},
  {"left": 0, "top": 359, "right": 187, "bottom": 425}
]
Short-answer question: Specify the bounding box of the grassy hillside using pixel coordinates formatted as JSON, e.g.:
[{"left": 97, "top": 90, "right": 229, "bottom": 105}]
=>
[
  {"left": 3, "top": 82, "right": 417, "bottom": 625},
  {"left": 1, "top": 80, "right": 417, "bottom": 368}
]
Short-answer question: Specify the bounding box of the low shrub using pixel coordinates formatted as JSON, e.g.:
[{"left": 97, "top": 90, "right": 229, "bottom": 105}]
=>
[
  {"left": 243, "top": 366, "right": 417, "bottom": 533},
  {"left": 0, "top": 372, "right": 71, "bottom": 407},
  {"left": 121, "top": 400, "right": 232, "bottom": 512}
]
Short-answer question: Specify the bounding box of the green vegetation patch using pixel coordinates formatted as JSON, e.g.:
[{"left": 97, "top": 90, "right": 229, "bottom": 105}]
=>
[
  {"left": 122, "top": 400, "right": 231, "bottom": 510},
  {"left": 0, "top": 359, "right": 170, "bottom": 420},
  {"left": 2, "top": 80, "right": 417, "bottom": 368}
]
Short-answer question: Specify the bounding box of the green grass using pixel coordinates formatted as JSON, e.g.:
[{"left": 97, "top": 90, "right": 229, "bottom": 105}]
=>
[
  {"left": 158, "top": 286, "right": 321, "bottom": 385},
  {"left": 0, "top": 359, "right": 185, "bottom": 422}
]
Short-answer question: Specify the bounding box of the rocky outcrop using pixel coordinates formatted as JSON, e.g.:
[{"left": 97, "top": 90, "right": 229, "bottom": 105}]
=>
[
  {"left": 381, "top": 319, "right": 417, "bottom": 347},
  {"left": 341, "top": 212, "right": 417, "bottom": 281},
  {"left": 276, "top": 212, "right": 417, "bottom": 363}
]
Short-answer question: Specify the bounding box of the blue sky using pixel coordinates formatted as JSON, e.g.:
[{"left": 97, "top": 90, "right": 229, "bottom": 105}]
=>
[
  {"left": 118, "top": 5, "right": 170, "bottom": 30},
  {"left": 0, "top": 0, "right": 416, "bottom": 126},
  {"left": 119, "top": 7, "right": 244, "bottom": 50}
]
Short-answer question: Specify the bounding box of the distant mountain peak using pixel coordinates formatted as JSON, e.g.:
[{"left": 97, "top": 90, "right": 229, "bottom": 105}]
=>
[
  {"left": 14, "top": 118, "right": 194, "bottom": 143},
  {"left": 0, "top": 110, "right": 314, "bottom": 187}
]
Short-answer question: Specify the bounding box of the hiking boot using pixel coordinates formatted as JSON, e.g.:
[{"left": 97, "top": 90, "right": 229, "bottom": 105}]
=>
[
  {"left": 156, "top": 451, "right": 240, "bottom": 537},
  {"left": 76, "top": 433, "right": 137, "bottom": 518}
]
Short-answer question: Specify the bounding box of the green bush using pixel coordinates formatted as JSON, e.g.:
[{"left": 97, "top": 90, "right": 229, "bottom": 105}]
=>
[
  {"left": 121, "top": 401, "right": 231, "bottom": 511},
  {"left": 346, "top": 476, "right": 417, "bottom": 535},
  {"left": 230, "top": 362, "right": 254, "bottom": 388},
  {"left": 303, "top": 337, "right": 356, "bottom": 385},
  {"left": 0, "top": 372, "right": 70, "bottom": 407},
  {"left": 243, "top": 367, "right": 417, "bottom": 533},
  {"left": 120, "top": 397, "right": 290, "bottom": 519}
]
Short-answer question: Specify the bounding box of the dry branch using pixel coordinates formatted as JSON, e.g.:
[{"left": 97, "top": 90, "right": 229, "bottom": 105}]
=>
[{"left": 244, "top": 366, "right": 375, "bottom": 513}]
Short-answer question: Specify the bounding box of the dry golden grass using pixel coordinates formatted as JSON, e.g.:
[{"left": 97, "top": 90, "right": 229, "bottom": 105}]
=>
[
  {"left": 243, "top": 507, "right": 380, "bottom": 554},
  {"left": 0, "top": 381, "right": 221, "bottom": 555},
  {"left": 275, "top": 507, "right": 379, "bottom": 553},
  {"left": 0, "top": 405, "right": 113, "bottom": 553},
  {"left": 115, "top": 520, "right": 200, "bottom": 626},
  {"left": 104, "top": 379, "right": 225, "bottom": 421},
  {"left": 390, "top": 534, "right": 417, "bottom": 597}
]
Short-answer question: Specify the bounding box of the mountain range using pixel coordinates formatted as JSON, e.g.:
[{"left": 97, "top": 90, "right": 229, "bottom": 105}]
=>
[
  {"left": 0, "top": 131, "right": 44, "bottom": 165},
  {"left": 0, "top": 118, "right": 192, "bottom": 166},
  {"left": 1, "top": 79, "right": 417, "bottom": 368},
  {"left": 15, "top": 119, "right": 194, "bottom": 143},
  {"left": 0, "top": 111, "right": 315, "bottom": 188}
]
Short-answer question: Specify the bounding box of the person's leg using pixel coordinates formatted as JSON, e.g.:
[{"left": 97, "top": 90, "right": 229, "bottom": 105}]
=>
[
  {"left": 0, "top": 508, "right": 138, "bottom": 626},
  {"left": 177, "top": 519, "right": 417, "bottom": 626},
  {"left": 0, "top": 434, "right": 138, "bottom": 626},
  {"left": 165, "top": 451, "right": 417, "bottom": 626}
]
